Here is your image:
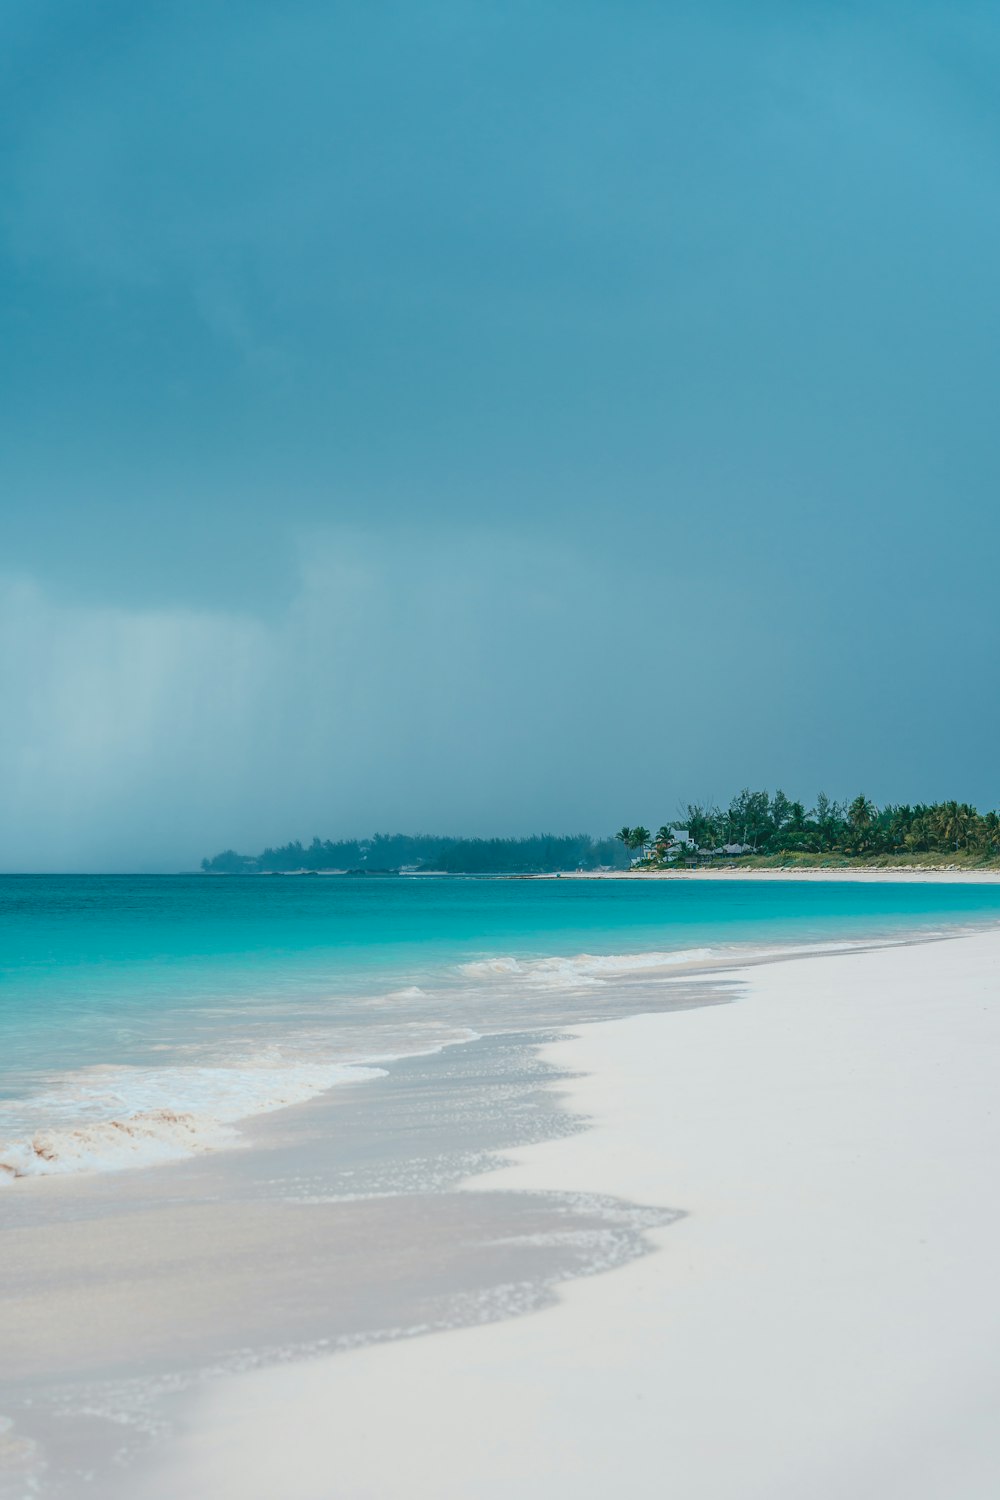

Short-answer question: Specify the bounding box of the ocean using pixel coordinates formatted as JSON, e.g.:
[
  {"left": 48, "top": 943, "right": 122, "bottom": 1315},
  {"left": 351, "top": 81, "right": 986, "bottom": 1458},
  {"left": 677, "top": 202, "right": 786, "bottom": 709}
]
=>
[{"left": 3, "top": 872, "right": 1000, "bottom": 1183}]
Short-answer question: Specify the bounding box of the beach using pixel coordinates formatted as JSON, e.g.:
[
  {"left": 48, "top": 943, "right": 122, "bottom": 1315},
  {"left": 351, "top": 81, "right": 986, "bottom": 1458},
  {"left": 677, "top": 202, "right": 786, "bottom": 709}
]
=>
[
  {"left": 10, "top": 2, "right": 1000, "bottom": 1492},
  {"left": 113, "top": 925, "right": 1000, "bottom": 1499},
  {"left": 555, "top": 866, "right": 1000, "bottom": 882},
  {"left": 4, "top": 879, "right": 1000, "bottom": 1498}
]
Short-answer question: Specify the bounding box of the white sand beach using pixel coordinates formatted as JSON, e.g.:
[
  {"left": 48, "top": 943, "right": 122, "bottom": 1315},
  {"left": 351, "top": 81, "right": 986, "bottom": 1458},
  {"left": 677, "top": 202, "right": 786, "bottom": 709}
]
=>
[
  {"left": 556, "top": 866, "right": 1000, "bottom": 882},
  {"left": 127, "top": 926, "right": 1000, "bottom": 1500}
]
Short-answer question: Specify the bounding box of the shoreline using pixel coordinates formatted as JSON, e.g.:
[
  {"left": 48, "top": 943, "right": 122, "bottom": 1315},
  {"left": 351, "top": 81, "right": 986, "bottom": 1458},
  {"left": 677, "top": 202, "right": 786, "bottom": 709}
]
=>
[
  {"left": 123, "top": 927, "right": 1000, "bottom": 1499},
  {"left": 0, "top": 924, "right": 975, "bottom": 1189},
  {"left": 0, "top": 1019, "right": 710, "bottom": 1496},
  {"left": 547, "top": 865, "right": 1000, "bottom": 882}
]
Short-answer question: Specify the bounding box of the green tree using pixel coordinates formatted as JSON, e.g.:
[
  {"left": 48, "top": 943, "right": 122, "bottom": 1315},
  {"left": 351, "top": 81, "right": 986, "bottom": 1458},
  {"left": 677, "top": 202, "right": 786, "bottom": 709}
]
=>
[
  {"left": 769, "top": 789, "right": 793, "bottom": 832},
  {"left": 685, "top": 804, "right": 721, "bottom": 850},
  {"left": 631, "top": 826, "right": 651, "bottom": 860},
  {"left": 727, "top": 789, "right": 772, "bottom": 852},
  {"left": 845, "top": 794, "right": 877, "bottom": 853}
]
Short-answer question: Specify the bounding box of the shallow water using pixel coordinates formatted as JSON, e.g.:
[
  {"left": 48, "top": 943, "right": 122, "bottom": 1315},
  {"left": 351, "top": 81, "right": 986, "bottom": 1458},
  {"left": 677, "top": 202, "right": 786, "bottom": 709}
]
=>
[
  {"left": 0, "top": 1029, "right": 686, "bottom": 1499},
  {"left": 3, "top": 874, "right": 1000, "bottom": 1179},
  {"left": 4, "top": 878, "right": 1000, "bottom": 1496}
]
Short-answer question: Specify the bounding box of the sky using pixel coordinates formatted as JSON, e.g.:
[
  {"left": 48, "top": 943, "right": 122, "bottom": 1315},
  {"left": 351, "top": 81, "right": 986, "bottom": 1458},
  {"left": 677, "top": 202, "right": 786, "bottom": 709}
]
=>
[{"left": 2, "top": 0, "right": 999, "bottom": 870}]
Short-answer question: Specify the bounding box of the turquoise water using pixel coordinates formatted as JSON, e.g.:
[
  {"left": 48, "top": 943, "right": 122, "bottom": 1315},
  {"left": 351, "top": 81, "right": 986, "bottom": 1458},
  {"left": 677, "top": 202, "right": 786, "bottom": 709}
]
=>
[{"left": 3, "top": 874, "right": 999, "bottom": 1178}]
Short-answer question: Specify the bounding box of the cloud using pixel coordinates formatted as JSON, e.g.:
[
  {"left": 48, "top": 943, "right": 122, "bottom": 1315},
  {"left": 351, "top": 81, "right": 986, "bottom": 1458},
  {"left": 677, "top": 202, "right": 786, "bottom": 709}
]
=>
[
  {"left": 0, "top": 530, "right": 628, "bottom": 868},
  {"left": 3, "top": 499, "right": 998, "bottom": 873},
  {"left": 2, "top": 0, "right": 999, "bottom": 870},
  {"left": 0, "top": 575, "right": 272, "bottom": 869}
]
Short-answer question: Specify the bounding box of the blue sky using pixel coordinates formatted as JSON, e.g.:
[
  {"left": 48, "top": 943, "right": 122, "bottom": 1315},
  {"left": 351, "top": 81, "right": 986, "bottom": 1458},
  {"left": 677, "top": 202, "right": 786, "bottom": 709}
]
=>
[{"left": 2, "top": 1, "right": 999, "bottom": 869}]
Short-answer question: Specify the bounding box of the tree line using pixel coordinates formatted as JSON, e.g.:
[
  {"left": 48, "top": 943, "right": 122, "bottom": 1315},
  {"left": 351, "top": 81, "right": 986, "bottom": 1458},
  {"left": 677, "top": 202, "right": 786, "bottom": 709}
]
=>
[
  {"left": 617, "top": 790, "right": 1000, "bottom": 863},
  {"left": 201, "top": 831, "right": 631, "bottom": 874},
  {"left": 201, "top": 792, "right": 1000, "bottom": 875}
]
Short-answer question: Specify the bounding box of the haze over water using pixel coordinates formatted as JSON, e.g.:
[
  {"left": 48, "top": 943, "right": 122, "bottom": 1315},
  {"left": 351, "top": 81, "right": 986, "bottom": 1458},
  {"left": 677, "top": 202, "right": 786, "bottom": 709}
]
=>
[{"left": 4, "top": 5, "right": 1000, "bottom": 872}]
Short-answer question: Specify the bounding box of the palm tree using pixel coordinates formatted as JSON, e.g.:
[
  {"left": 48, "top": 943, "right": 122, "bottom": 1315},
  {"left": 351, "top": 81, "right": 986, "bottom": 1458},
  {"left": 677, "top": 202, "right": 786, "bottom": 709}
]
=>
[
  {"left": 846, "top": 794, "right": 877, "bottom": 854},
  {"left": 631, "top": 826, "right": 651, "bottom": 861},
  {"left": 652, "top": 825, "right": 676, "bottom": 862},
  {"left": 615, "top": 827, "right": 634, "bottom": 867}
]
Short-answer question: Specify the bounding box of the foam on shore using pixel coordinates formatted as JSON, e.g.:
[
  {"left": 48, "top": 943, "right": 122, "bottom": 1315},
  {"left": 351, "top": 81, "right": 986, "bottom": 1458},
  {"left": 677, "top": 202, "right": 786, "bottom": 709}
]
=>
[
  {"left": 452, "top": 936, "right": 905, "bottom": 989},
  {"left": 0, "top": 933, "right": 936, "bottom": 1187},
  {"left": 123, "top": 928, "right": 1000, "bottom": 1500},
  {"left": 456, "top": 948, "right": 715, "bottom": 983},
  {"left": 0, "top": 1057, "right": 386, "bottom": 1183}
]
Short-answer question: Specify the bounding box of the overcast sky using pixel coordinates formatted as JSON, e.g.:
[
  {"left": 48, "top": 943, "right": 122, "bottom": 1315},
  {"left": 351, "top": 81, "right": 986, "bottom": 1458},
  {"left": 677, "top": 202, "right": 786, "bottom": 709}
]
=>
[{"left": 2, "top": 0, "right": 999, "bottom": 870}]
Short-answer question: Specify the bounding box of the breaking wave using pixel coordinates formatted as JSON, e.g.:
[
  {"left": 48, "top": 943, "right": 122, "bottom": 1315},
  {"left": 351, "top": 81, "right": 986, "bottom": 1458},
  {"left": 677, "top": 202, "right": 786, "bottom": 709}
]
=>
[
  {"left": 0, "top": 935, "right": 892, "bottom": 1186},
  {"left": 0, "top": 1057, "right": 385, "bottom": 1184},
  {"left": 456, "top": 948, "right": 716, "bottom": 985}
]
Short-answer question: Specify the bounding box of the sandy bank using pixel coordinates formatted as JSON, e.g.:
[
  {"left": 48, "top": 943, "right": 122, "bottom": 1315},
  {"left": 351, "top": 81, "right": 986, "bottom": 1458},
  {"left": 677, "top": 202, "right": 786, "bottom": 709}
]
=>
[
  {"left": 127, "top": 928, "right": 1000, "bottom": 1499},
  {"left": 553, "top": 865, "right": 1000, "bottom": 882}
]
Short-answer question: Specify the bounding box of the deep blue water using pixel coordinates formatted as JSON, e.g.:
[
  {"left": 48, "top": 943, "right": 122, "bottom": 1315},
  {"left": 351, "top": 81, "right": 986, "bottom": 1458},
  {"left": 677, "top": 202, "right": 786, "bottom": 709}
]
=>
[{"left": 2, "top": 874, "right": 999, "bottom": 1176}]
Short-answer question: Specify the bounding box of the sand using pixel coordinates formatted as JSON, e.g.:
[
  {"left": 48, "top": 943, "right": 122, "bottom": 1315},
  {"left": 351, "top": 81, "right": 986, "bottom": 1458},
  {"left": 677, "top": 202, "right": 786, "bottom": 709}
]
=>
[
  {"left": 554, "top": 866, "right": 1000, "bottom": 882},
  {"left": 123, "top": 926, "right": 1000, "bottom": 1499}
]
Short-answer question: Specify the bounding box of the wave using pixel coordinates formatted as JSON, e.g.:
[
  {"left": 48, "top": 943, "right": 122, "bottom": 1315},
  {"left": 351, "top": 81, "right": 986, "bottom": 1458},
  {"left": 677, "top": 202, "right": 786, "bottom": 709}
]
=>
[
  {"left": 0, "top": 1057, "right": 385, "bottom": 1184},
  {"left": 454, "top": 935, "right": 901, "bottom": 990},
  {"left": 1, "top": 933, "right": 899, "bottom": 1185},
  {"left": 361, "top": 985, "right": 430, "bottom": 1006},
  {"left": 456, "top": 948, "right": 716, "bottom": 985}
]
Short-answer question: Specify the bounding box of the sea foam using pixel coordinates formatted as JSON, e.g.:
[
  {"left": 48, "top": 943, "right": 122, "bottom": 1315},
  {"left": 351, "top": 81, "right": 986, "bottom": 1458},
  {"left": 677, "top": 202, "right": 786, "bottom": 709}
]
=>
[
  {"left": 456, "top": 948, "right": 715, "bottom": 985},
  {"left": 0, "top": 1057, "right": 385, "bottom": 1183}
]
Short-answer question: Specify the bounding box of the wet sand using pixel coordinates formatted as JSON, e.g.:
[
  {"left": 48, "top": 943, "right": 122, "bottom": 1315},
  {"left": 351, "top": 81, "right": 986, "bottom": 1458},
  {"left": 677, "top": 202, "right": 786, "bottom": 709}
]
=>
[
  {"left": 119, "top": 928, "right": 1000, "bottom": 1500},
  {"left": 1, "top": 1023, "right": 699, "bottom": 1498}
]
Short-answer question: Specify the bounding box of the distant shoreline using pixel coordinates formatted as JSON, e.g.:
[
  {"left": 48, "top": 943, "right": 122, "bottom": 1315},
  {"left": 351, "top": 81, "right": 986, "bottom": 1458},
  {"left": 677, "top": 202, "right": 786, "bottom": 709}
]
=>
[
  {"left": 544, "top": 867, "right": 1000, "bottom": 884},
  {"left": 195, "top": 864, "right": 1000, "bottom": 883}
]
